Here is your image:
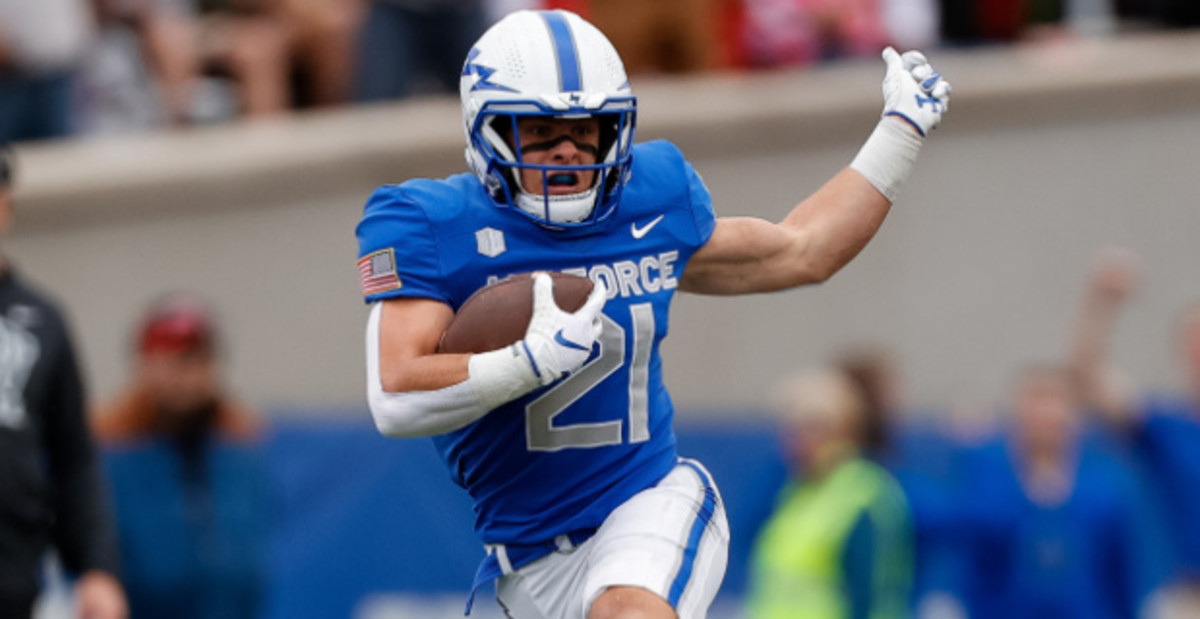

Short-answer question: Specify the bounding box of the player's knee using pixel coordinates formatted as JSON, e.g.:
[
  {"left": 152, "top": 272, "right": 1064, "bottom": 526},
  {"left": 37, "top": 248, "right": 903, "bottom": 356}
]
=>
[{"left": 588, "top": 586, "right": 677, "bottom": 619}]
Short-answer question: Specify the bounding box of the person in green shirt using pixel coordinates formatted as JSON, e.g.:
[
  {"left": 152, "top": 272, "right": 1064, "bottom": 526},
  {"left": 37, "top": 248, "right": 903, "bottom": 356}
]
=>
[{"left": 748, "top": 368, "right": 914, "bottom": 619}]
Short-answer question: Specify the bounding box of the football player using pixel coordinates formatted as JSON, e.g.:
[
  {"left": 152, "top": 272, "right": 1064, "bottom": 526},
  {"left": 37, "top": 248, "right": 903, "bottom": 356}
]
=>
[{"left": 356, "top": 10, "right": 950, "bottom": 619}]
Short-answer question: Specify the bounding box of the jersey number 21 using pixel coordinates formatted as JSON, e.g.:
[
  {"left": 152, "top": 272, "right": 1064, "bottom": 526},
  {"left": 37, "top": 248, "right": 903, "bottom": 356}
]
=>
[{"left": 525, "top": 303, "right": 654, "bottom": 451}]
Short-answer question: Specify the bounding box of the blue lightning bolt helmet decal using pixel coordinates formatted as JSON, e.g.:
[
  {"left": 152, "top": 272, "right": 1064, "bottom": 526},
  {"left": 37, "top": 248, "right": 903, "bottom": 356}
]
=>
[{"left": 463, "top": 48, "right": 518, "bottom": 93}]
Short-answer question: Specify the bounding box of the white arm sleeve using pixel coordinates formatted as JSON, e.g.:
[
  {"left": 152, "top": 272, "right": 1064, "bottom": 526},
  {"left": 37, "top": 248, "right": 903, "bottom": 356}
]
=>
[{"left": 365, "top": 303, "right": 540, "bottom": 438}]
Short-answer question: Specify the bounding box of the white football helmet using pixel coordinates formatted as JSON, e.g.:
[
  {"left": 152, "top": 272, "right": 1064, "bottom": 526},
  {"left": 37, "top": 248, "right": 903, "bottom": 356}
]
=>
[{"left": 460, "top": 10, "right": 636, "bottom": 229}]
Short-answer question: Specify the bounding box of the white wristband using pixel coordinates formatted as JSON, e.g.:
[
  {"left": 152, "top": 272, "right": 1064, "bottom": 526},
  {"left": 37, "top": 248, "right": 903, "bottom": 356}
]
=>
[
  {"left": 849, "top": 117, "right": 924, "bottom": 203},
  {"left": 466, "top": 343, "right": 541, "bottom": 411}
]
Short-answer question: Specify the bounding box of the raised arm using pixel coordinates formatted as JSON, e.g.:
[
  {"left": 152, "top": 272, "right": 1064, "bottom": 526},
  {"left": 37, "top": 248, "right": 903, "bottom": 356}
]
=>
[
  {"left": 680, "top": 48, "right": 950, "bottom": 295},
  {"left": 680, "top": 167, "right": 891, "bottom": 294},
  {"left": 1068, "top": 247, "right": 1142, "bottom": 429}
]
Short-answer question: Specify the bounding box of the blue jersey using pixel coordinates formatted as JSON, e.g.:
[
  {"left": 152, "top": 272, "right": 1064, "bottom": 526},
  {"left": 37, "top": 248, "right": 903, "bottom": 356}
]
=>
[
  {"left": 1136, "top": 395, "right": 1200, "bottom": 578},
  {"left": 356, "top": 140, "right": 716, "bottom": 545},
  {"left": 957, "top": 440, "right": 1151, "bottom": 619}
]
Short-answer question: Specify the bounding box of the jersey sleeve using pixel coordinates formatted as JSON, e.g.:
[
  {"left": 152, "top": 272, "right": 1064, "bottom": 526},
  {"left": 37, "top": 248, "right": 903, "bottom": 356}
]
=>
[
  {"left": 683, "top": 160, "right": 716, "bottom": 247},
  {"left": 355, "top": 186, "right": 452, "bottom": 305}
]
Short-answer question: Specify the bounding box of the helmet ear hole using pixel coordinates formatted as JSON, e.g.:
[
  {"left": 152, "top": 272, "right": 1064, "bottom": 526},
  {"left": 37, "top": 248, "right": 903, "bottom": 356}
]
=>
[
  {"left": 482, "top": 114, "right": 520, "bottom": 163},
  {"left": 598, "top": 117, "right": 621, "bottom": 195},
  {"left": 487, "top": 115, "right": 515, "bottom": 155},
  {"left": 598, "top": 119, "right": 619, "bottom": 161},
  {"left": 480, "top": 115, "right": 523, "bottom": 200}
]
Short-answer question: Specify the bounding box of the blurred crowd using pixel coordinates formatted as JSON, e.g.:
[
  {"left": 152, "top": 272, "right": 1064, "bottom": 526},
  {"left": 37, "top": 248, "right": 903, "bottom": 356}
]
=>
[
  {"left": 0, "top": 144, "right": 269, "bottom": 618},
  {"left": 0, "top": 0, "right": 1198, "bottom": 144},
  {"left": 746, "top": 248, "right": 1200, "bottom": 618},
  {"left": 92, "top": 293, "right": 268, "bottom": 619}
]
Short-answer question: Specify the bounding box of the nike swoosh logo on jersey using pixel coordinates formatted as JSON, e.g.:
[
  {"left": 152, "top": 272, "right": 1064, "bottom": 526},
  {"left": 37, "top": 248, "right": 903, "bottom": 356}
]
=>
[
  {"left": 631, "top": 215, "right": 665, "bottom": 240},
  {"left": 554, "top": 330, "right": 590, "bottom": 351}
]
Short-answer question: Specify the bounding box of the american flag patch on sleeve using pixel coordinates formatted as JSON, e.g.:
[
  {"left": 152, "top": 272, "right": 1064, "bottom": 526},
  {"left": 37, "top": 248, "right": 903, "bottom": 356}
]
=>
[{"left": 358, "top": 249, "right": 402, "bottom": 296}]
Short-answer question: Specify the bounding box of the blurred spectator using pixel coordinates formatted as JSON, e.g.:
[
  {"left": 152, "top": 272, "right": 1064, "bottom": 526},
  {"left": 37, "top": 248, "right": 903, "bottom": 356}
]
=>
[
  {"left": 741, "top": 0, "right": 890, "bottom": 68},
  {"left": 939, "top": 0, "right": 1067, "bottom": 44},
  {"left": 80, "top": 0, "right": 362, "bottom": 133},
  {"left": 937, "top": 0, "right": 974, "bottom": 43},
  {"left": 79, "top": 0, "right": 197, "bottom": 133},
  {"left": 187, "top": 0, "right": 361, "bottom": 114},
  {"left": 0, "top": 148, "right": 127, "bottom": 619},
  {"left": 1115, "top": 0, "right": 1200, "bottom": 27},
  {"left": 1070, "top": 248, "right": 1200, "bottom": 617},
  {"left": 544, "top": 0, "right": 752, "bottom": 72},
  {"left": 1154, "top": 2, "right": 1200, "bottom": 28},
  {"left": 564, "top": 0, "right": 721, "bottom": 73},
  {"left": 882, "top": 0, "right": 939, "bottom": 50},
  {"left": 355, "top": 0, "right": 486, "bottom": 101},
  {"left": 747, "top": 368, "right": 912, "bottom": 619},
  {"left": 957, "top": 366, "right": 1152, "bottom": 619},
  {"left": 281, "top": 0, "right": 365, "bottom": 107},
  {"left": 834, "top": 347, "right": 970, "bottom": 618},
  {"left": 835, "top": 347, "right": 902, "bottom": 458},
  {"left": 1029, "top": 0, "right": 1066, "bottom": 29},
  {"left": 486, "top": 0, "right": 540, "bottom": 23},
  {"left": 94, "top": 293, "right": 268, "bottom": 619},
  {"left": 1112, "top": 0, "right": 1153, "bottom": 22},
  {"left": 1068, "top": 0, "right": 1117, "bottom": 36},
  {"left": 0, "top": 0, "right": 94, "bottom": 142}
]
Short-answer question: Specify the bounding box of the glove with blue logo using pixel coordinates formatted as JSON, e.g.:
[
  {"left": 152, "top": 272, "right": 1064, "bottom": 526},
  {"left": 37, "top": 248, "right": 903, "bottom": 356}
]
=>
[
  {"left": 850, "top": 47, "right": 952, "bottom": 202},
  {"left": 520, "top": 273, "right": 607, "bottom": 386},
  {"left": 881, "top": 47, "right": 952, "bottom": 137}
]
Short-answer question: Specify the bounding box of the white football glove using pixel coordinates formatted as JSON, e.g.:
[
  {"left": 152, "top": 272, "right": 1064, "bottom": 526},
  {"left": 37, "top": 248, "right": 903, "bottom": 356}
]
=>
[
  {"left": 518, "top": 273, "right": 607, "bottom": 386},
  {"left": 881, "top": 47, "right": 951, "bottom": 137}
]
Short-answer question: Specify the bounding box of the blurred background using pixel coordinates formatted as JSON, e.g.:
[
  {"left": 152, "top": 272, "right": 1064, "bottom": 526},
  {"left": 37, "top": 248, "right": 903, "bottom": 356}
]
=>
[{"left": 4, "top": 0, "right": 1200, "bottom": 617}]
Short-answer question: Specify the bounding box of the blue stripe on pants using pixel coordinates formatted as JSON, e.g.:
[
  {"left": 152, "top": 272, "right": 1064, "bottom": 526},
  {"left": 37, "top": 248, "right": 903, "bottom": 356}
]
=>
[{"left": 668, "top": 460, "right": 717, "bottom": 607}]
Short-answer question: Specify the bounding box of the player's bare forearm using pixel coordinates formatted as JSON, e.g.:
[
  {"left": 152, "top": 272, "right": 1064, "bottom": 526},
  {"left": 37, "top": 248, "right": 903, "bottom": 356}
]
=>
[
  {"left": 680, "top": 167, "right": 890, "bottom": 295},
  {"left": 779, "top": 166, "right": 892, "bottom": 281},
  {"left": 1069, "top": 292, "right": 1118, "bottom": 387},
  {"left": 1069, "top": 301, "right": 1137, "bottom": 428},
  {"left": 1068, "top": 252, "right": 1141, "bottom": 427},
  {"left": 369, "top": 295, "right": 549, "bottom": 438},
  {"left": 377, "top": 298, "right": 471, "bottom": 392},
  {"left": 367, "top": 277, "right": 604, "bottom": 438}
]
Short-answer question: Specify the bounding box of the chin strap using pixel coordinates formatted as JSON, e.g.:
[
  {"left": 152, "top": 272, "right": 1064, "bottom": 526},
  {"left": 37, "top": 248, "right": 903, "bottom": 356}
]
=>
[{"left": 514, "top": 186, "right": 599, "bottom": 224}]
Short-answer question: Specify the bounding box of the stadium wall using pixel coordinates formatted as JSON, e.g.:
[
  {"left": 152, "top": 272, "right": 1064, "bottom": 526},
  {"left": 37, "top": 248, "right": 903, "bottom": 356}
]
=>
[{"left": 8, "top": 32, "right": 1200, "bottom": 416}]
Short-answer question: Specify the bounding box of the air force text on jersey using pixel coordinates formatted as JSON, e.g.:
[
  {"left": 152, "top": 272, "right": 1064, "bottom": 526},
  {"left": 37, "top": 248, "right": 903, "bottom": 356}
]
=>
[{"left": 485, "top": 251, "right": 680, "bottom": 299}]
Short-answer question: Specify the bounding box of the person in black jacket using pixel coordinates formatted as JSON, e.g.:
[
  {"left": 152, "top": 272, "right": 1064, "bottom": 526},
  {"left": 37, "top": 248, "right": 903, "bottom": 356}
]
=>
[{"left": 0, "top": 148, "right": 126, "bottom": 619}]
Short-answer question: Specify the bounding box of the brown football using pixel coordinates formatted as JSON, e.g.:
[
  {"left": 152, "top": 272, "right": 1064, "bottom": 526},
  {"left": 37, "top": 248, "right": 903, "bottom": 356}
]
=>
[{"left": 438, "top": 272, "right": 595, "bottom": 354}]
